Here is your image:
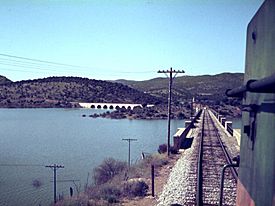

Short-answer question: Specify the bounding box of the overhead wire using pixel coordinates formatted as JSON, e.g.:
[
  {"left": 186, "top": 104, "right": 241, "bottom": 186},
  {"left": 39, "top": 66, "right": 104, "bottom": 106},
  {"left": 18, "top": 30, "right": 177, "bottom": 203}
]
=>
[
  {"left": 0, "top": 53, "right": 155, "bottom": 77},
  {"left": 0, "top": 62, "right": 59, "bottom": 73},
  {"left": 0, "top": 163, "right": 45, "bottom": 167},
  {"left": 0, "top": 57, "right": 61, "bottom": 71},
  {"left": 0, "top": 53, "right": 88, "bottom": 69},
  {"left": 0, "top": 55, "right": 94, "bottom": 74},
  {"left": 0, "top": 67, "right": 47, "bottom": 74},
  {"left": 0, "top": 53, "right": 241, "bottom": 78}
]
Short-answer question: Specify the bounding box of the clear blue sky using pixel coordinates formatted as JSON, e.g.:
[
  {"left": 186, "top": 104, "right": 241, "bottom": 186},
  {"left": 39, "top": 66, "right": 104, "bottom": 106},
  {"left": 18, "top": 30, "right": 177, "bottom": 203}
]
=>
[{"left": 0, "top": 0, "right": 263, "bottom": 81}]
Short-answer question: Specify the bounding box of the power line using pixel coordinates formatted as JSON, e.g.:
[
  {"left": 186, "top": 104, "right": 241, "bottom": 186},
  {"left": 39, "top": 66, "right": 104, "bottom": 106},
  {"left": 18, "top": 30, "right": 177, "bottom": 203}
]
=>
[
  {"left": 0, "top": 53, "right": 87, "bottom": 69},
  {"left": 0, "top": 57, "right": 61, "bottom": 70},
  {"left": 0, "top": 53, "right": 241, "bottom": 79},
  {"left": 0, "top": 53, "right": 155, "bottom": 76},
  {"left": 50, "top": 179, "right": 80, "bottom": 183},
  {"left": 0, "top": 67, "right": 50, "bottom": 75},
  {"left": 117, "top": 71, "right": 155, "bottom": 74},
  {"left": 0, "top": 62, "right": 59, "bottom": 73},
  {"left": 158, "top": 67, "right": 185, "bottom": 157},
  {"left": 0, "top": 57, "right": 70, "bottom": 72},
  {"left": 0, "top": 57, "right": 93, "bottom": 73},
  {"left": 0, "top": 57, "right": 90, "bottom": 74},
  {"left": 0, "top": 163, "right": 45, "bottom": 167}
]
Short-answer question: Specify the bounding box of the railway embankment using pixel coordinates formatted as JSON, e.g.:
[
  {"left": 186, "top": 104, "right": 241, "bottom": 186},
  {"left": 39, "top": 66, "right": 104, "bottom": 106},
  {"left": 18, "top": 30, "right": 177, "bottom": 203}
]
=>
[
  {"left": 157, "top": 109, "right": 240, "bottom": 206},
  {"left": 157, "top": 113, "right": 202, "bottom": 205}
]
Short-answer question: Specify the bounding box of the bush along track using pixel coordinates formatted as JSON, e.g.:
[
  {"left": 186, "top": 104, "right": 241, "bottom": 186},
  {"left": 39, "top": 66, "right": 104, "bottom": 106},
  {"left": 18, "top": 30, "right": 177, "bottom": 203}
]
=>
[{"left": 55, "top": 149, "right": 180, "bottom": 206}]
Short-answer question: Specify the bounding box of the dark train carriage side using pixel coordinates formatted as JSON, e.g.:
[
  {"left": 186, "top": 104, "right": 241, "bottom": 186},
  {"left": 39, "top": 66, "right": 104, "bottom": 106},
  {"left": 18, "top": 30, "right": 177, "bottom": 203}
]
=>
[{"left": 226, "top": 0, "right": 275, "bottom": 205}]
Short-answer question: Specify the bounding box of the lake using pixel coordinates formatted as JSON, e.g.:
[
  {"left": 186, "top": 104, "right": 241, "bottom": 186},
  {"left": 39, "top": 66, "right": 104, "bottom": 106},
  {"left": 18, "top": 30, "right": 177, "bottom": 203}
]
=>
[{"left": 0, "top": 108, "right": 184, "bottom": 206}]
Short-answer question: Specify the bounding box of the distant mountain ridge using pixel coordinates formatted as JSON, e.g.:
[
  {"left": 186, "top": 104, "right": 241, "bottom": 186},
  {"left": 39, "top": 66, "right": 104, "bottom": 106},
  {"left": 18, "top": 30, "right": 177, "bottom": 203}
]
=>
[{"left": 116, "top": 72, "right": 244, "bottom": 102}]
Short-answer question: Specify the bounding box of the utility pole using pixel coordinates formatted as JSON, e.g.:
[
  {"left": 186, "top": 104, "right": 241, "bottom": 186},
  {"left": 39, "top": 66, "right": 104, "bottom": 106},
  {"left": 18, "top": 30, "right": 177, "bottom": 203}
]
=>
[
  {"left": 191, "top": 97, "right": 195, "bottom": 120},
  {"left": 158, "top": 68, "right": 185, "bottom": 156},
  {"left": 122, "top": 138, "right": 137, "bottom": 168},
  {"left": 45, "top": 164, "right": 64, "bottom": 204}
]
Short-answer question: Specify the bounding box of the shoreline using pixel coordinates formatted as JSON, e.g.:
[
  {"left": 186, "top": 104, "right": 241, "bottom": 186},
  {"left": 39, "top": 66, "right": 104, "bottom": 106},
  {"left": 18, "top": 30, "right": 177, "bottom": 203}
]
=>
[{"left": 0, "top": 106, "right": 242, "bottom": 119}]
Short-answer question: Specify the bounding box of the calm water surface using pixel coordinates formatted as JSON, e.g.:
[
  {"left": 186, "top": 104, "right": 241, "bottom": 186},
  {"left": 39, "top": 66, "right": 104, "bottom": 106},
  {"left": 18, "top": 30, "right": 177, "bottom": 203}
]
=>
[{"left": 0, "top": 109, "right": 184, "bottom": 206}]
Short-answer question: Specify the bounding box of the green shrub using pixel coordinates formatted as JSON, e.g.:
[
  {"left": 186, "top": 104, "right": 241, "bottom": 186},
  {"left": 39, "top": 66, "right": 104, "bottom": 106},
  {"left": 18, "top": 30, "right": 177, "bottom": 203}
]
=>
[
  {"left": 101, "top": 184, "right": 121, "bottom": 197},
  {"left": 107, "top": 195, "right": 119, "bottom": 204},
  {"left": 139, "top": 154, "right": 169, "bottom": 170},
  {"left": 170, "top": 146, "right": 178, "bottom": 154},
  {"left": 100, "top": 184, "right": 121, "bottom": 203},
  {"left": 151, "top": 156, "right": 168, "bottom": 167},
  {"left": 54, "top": 194, "right": 89, "bottom": 206},
  {"left": 158, "top": 144, "right": 167, "bottom": 154},
  {"left": 93, "top": 158, "right": 127, "bottom": 185},
  {"left": 32, "top": 179, "right": 42, "bottom": 188},
  {"left": 123, "top": 180, "right": 149, "bottom": 197}
]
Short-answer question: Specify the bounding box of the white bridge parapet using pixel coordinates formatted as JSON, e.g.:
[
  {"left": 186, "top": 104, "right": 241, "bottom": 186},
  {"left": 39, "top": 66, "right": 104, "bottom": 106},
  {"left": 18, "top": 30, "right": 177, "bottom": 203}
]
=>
[{"left": 79, "top": 102, "right": 144, "bottom": 110}]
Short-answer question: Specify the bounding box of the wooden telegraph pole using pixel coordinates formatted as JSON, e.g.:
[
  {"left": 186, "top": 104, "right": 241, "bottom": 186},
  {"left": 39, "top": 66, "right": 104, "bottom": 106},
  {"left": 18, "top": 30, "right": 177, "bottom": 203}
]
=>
[
  {"left": 45, "top": 164, "right": 64, "bottom": 204},
  {"left": 122, "top": 138, "right": 137, "bottom": 168},
  {"left": 158, "top": 68, "right": 185, "bottom": 156}
]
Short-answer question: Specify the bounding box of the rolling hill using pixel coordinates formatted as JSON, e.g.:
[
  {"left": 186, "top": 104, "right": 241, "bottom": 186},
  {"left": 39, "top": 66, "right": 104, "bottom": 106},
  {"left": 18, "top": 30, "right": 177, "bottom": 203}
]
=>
[
  {"left": 0, "top": 75, "right": 12, "bottom": 85},
  {"left": 0, "top": 73, "right": 244, "bottom": 110},
  {"left": 117, "top": 72, "right": 244, "bottom": 103},
  {"left": 0, "top": 76, "right": 161, "bottom": 108}
]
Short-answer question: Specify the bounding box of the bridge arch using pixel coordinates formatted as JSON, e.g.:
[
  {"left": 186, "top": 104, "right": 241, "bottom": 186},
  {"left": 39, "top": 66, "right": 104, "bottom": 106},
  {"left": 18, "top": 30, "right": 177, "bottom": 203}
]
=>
[{"left": 79, "top": 102, "right": 146, "bottom": 110}]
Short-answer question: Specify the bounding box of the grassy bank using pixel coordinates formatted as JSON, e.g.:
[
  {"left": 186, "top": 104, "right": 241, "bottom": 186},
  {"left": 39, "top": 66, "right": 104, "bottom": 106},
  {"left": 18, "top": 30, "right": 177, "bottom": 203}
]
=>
[{"left": 55, "top": 150, "right": 177, "bottom": 206}]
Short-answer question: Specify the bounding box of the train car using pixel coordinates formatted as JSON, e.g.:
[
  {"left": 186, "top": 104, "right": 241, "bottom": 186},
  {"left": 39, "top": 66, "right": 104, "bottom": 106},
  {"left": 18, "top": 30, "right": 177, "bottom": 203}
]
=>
[{"left": 226, "top": 0, "right": 275, "bottom": 205}]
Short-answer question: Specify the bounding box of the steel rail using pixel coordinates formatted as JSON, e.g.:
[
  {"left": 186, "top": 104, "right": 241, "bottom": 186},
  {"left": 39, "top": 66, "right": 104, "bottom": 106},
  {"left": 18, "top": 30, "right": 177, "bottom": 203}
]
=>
[
  {"left": 196, "top": 109, "right": 238, "bottom": 205},
  {"left": 207, "top": 110, "right": 238, "bottom": 180},
  {"left": 196, "top": 109, "right": 205, "bottom": 206},
  {"left": 208, "top": 110, "right": 238, "bottom": 180}
]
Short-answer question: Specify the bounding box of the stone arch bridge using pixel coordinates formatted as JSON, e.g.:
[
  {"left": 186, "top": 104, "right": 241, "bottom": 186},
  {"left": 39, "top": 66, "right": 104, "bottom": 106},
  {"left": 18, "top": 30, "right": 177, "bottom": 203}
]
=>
[{"left": 78, "top": 102, "right": 145, "bottom": 110}]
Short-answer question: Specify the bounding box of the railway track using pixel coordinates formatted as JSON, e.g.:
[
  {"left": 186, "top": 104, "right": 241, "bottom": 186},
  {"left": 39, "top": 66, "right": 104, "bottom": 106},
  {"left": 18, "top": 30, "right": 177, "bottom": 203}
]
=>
[
  {"left": 197, "top": 109, "right": 238, "bottom": 206},
  {"left": 157, "top": 109, "right": 238, "bottom": 206}
]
